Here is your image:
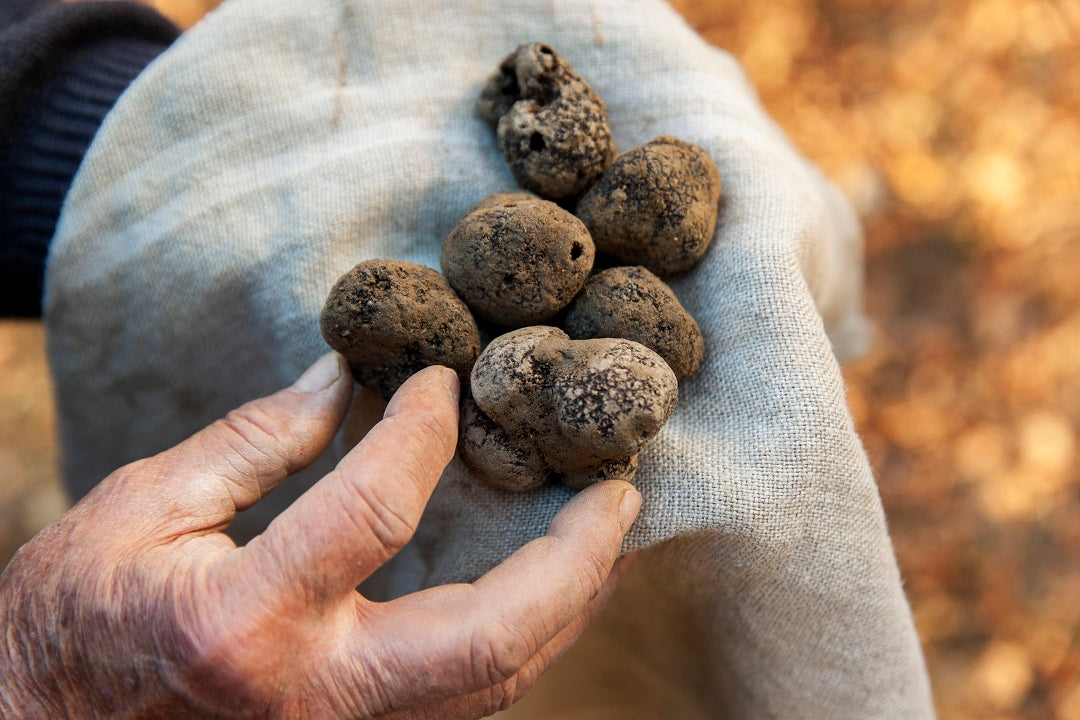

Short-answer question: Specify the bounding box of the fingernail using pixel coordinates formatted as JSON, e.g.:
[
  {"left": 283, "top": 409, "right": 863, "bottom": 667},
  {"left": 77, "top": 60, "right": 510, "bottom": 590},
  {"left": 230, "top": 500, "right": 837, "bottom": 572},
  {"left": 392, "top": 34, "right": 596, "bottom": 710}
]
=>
[
  {"left": 294, "top": 352, "right": 343, "bottom": 394},
  {"left": 439, "top": 366, "right": 460, "bottom": 403},
  {"left": 618, "top": 488, "right": 642, "bottom": 533}
]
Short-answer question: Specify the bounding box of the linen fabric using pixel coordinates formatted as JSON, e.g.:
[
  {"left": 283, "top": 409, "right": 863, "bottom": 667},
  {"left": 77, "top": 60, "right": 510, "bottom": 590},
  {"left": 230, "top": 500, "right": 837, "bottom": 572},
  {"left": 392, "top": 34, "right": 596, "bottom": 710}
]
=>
[{"left": 46, "top": 0, "right": 934, "bottom": 717}]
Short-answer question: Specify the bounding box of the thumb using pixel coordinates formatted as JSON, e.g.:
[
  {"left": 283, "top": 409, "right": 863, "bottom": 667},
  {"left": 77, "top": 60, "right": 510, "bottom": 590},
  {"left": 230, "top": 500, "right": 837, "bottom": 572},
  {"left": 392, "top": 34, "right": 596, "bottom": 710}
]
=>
[{"left": 147, "top": 352, "right": 353, "bottom": 527}]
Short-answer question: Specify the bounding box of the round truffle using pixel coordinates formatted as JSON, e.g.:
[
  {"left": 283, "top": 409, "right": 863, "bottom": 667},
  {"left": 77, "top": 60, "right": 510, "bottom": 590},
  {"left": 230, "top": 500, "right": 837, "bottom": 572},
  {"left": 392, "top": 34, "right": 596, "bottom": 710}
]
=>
[
  {"left": 441, "top": 193, "right": 595, "bottom": 327},
  {"left": 576, "top": 136, "right": 722, "bottom": 276},
  {"left": 460, "top": 326, "right": 678, "bottom": 491},
  {"left": 478, "top": 43, "right": 616, "bottom": 199},
  {"left": 320, "top": 260, "right": 481, "bottom": 399},
  {"left": 564, "top": 266, "right": 705, "bottom": 379}
]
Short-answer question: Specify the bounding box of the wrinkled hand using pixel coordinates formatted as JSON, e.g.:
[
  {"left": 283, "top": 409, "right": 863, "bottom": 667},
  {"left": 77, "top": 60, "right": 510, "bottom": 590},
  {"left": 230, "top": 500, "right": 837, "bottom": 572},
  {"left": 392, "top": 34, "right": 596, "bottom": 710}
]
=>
[{"left": 0, "top": 355, "right": 641, "bottom": 719}]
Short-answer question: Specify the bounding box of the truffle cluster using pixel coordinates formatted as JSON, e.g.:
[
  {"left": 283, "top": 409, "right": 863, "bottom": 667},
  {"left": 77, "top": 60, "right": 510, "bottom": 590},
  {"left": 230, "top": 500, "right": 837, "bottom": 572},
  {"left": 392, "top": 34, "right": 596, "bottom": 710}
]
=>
[
  {"left": 319, "top": 42, "right": 722, "bottom": 493},
  {"left": 462, "top": 327, "right": 678, "bottom": 491}
]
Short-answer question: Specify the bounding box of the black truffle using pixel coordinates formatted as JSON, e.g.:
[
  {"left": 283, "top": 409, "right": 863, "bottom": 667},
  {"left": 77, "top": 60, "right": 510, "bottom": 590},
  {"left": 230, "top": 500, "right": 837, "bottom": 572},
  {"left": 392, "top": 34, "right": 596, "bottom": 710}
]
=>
[
  {"left": 564, "top": 266, "right": 705, "bottom": 379},
  {"left": 576, "top": 136, "right": 722, "bottom": 276},
  {"left": 320, "top": 260, "right": 481, "bottom": 399},
  {"left": 441, "top": 192, "right": 595, "bottom": 327},
  {"left": 460, "top": 326, "right": 678, "bottom": 491},
  {"left": 478, "top": 43, "right": 616, "bottom": 199}
]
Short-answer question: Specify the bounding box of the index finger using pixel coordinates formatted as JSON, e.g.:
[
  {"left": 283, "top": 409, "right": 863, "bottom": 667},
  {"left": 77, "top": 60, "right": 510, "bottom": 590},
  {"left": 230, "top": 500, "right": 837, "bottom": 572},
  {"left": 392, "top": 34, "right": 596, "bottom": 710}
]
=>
[
  {"left": 351, "top": 480, "right": 642, "bottom": 704},
  {"left": 240, "top": 365, "right": 460, "bottom": 603}
]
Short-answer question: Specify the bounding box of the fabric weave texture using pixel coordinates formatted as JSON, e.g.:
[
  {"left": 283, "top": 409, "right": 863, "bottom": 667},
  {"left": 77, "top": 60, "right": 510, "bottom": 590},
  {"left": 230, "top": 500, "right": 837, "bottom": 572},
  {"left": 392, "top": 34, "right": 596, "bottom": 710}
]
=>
[{"left": 46, "top": 0, "right": 934, "bottom": 717}]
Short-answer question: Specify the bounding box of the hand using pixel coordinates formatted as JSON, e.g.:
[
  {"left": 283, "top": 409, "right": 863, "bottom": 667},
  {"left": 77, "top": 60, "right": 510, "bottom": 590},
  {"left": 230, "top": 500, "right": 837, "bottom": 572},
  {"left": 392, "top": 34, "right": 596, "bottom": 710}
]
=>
[{"left": 0, "top": 354, "right": 641, "bottom": 719}]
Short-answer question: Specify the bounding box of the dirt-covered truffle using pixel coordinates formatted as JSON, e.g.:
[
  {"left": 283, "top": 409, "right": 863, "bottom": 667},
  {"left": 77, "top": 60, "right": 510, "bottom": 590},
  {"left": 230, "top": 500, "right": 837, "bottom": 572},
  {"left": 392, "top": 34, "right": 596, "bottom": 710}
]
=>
[
  {"left": 564, "top": 266, "right": 705, "bottom": 379},
  {"left": 320, "top": 260, "right": 481, "bottom": 399},
  {"left": 576, "top": 136, "right": 722, "bottom": 276},
  {"left": 478, "top": 43, "right": 616, "bottom": 199},
  {"left": 460, "top": 326, "right": 678, "bottom": 492},
  {"left": 441, "top": 193, "right": 595, "bottom": 327}
]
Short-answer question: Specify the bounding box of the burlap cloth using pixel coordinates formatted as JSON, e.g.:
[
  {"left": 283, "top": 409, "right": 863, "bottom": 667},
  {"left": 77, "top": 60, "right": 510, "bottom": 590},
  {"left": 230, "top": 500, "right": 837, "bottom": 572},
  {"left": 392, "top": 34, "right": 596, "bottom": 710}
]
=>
[{"left": 45, "top": 0, "right": 934, "bottom": 716}]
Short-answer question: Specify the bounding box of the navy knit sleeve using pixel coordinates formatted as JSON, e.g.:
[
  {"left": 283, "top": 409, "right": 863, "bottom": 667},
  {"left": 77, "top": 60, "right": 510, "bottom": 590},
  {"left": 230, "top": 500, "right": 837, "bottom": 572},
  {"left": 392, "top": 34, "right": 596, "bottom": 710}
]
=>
[{"left": 0, "top": 1, "right": 179, "bottom": 316}]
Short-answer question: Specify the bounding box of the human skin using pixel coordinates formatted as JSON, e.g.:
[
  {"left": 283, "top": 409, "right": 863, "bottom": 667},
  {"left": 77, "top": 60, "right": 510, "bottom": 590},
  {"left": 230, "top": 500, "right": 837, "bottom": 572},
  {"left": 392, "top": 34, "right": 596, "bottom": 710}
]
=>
[{"left": 0, "top": 354, "right": 641, "bottom": 719}]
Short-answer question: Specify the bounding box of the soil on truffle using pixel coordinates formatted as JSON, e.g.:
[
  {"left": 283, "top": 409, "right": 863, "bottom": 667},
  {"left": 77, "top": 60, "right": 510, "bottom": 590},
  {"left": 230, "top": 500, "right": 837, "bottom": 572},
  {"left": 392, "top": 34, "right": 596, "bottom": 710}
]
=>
[
  {"left": 461, "top": 326, "right": 678, "bottom": 492},
  {"left": 320, "top": 260, "right": 481, "bottom": 399},
  {"left": 478, "top": 43, "right": 616, "bottom": 199},
  {"left": 577, "top": 136, "right": 722, "bottom": 276},
  {"left": 441, "top": 193, "right": 595, "bottom": 327},
  {"left": 564, "top": 266, "right": 705, "bottom": 379}
]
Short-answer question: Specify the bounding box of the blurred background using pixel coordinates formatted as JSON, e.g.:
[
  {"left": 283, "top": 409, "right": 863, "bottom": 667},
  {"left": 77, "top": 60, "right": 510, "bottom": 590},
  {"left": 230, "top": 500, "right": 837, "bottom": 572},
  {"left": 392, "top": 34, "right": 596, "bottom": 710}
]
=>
[{"left": 1, "top": 0, "right": 1077, "bottom": 717}]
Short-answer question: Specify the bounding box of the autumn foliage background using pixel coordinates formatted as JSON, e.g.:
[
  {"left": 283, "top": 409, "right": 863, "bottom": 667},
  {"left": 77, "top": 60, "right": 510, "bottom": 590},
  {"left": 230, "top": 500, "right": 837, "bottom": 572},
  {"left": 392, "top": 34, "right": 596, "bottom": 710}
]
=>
[{"left": 1, "top": 0, "right": 1077, "bottom": 717}]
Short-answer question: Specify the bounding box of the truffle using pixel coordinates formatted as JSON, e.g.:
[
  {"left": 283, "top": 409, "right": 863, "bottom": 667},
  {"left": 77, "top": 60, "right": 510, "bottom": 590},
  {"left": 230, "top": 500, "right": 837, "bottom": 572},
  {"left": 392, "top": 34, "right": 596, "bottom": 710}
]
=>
[
  {"left": 478, "top": 42, "right": 616, "bottom": 199},
  {"left": 320, "top": 260, "right": 481, "bottom": 399},
  {"left": 460, "top": 326, "right": 678, "bottom": 491},
  {"left": 441, "top": 192, "right": 595, "bottom": 327},
  {"left": 576, "top": 136, "right": 722, "bottom": 276},
  {"left": 564, "top": 266, "right": 705, "bottom": 379}
]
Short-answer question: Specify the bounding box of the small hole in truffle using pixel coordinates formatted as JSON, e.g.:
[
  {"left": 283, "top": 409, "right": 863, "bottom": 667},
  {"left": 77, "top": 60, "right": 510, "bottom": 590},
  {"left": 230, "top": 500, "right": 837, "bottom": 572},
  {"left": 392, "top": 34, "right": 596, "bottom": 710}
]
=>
[
  {"left": 499, "top": 64, "right": 519, "bottom": 97},
  {"left": 570, "top": 242, "right": 584, "bottom": 260},
  {"left": 503, "top": 272, "right": 516, "bottom": 286},
  {"left": 538, "top": 45, "right": 554, "bottom": 55},
  {"left": 529, "top": 132, "right": 546, "bottom": 152}
]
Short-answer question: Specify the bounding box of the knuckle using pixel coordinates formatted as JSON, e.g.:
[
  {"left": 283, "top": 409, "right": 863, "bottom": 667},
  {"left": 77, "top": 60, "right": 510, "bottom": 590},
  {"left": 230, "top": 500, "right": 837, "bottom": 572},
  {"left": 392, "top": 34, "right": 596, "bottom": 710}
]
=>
[
  {"left": 220, "top": 404, "right": 283, "bottom": 457},
  {"left": 400, "top": 410, "right": 457, "bottom": 462},
  {"left": 571, "top": 542, "right": 612, "bottom": 600},
  {"left": 105, "top": 456, "right": 167, "bottom": 494},
  {"left": 209, "top": 404, "right": 291, "bottom": 479},
  {"left": 466, "top": 620, "right": 534, "bottom": 691},
  {"left": 339, "top": 471, "right": 416, "bottom": 557}
]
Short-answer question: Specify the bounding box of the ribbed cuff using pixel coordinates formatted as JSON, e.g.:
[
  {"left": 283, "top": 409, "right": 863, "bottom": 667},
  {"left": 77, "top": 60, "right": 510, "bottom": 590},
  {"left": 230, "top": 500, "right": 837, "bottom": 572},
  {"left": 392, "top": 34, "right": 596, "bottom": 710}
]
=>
[{"left": 0, "top": 3, "right": 178, "bottom": 316}]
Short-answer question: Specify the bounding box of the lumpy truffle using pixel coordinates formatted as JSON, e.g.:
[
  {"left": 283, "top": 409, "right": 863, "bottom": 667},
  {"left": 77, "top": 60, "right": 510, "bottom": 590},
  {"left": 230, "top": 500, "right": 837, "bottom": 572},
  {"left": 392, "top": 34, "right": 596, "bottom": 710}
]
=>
[
  {"left": 460, "top": 326, "right": 678, "bottom": 491},
  {"left": 441, "top": 192, "right": 595, "bottom": 327},
  {"left": 576, "top": 136, "right": 722, "bottom": 276},
  {"left": 564, "top": 266, "right": 705, "bottom": 379},
  {"left": 478, "top": 42, "right": 616, "bottom": 199},
  {"left": 320, "top": 260, "right": 481, "bottom": 399}
]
